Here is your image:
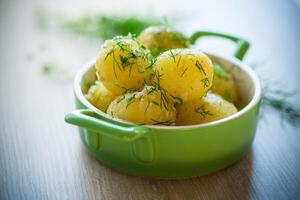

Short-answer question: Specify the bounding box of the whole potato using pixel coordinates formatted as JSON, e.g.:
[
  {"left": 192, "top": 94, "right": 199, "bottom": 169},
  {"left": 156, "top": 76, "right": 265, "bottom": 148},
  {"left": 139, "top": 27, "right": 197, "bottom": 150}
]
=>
[
  {"left": 138, "top": 26, "right": 189, "bottom": 56},
  {"left": 153, "top": 49, "right": 214, "bottom": 102},
  {"left": 107, "top": 86, "right": 176, "bottom": 125},
  {"left": 96, "top": 35, "right": 151, "bottom": 95},
  {"left": 85, "top": 81, "right": 117, "bottom": 112},
  {"left": 176, "top": 92, "right": 238, "bottom": 125},
  {"left": 211, "top": 64, "right": 238, "bottom": 104}
]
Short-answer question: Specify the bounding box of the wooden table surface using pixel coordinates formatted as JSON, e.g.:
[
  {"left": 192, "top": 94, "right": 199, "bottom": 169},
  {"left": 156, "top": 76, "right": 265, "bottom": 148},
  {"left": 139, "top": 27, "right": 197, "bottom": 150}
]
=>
[{"left": 1, "top": 0, "right": 300, "bottom": 199}]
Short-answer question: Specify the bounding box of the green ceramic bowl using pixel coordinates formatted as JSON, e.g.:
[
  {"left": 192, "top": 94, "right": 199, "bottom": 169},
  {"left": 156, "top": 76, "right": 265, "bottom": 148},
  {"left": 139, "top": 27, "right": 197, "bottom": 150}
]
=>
[{"left": 65, "top": 31, "right": 261, "bottom": 178}]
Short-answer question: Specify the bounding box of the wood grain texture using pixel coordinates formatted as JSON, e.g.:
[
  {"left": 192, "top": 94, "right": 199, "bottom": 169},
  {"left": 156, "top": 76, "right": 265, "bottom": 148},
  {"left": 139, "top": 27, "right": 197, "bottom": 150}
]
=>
[{"left": 0, "top": 0, "right": 300, "bottom": 199}]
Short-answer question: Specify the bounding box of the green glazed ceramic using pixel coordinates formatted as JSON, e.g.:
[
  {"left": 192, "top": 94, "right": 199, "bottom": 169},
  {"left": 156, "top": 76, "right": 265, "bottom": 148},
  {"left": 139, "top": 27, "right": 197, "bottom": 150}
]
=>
[{"left": 65, "top": 31, "right": 261, "bottom": 178}]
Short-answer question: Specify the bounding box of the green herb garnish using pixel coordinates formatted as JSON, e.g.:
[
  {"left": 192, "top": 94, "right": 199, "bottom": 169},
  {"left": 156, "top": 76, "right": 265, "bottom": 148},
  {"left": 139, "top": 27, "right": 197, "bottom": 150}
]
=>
[
  {"left": 261, "top": 84, "right": 300, "bottom": 125},
  {"left": 159, "top": 89, "right": 170, "bottom": 111},
  {"left": 145, "top": 86, "right": 156, "bottom": 94},
  {"left": 180, "top": 67, "right": 188, "bottom": 77},
  {"left": 171, "top": 95, "right": 183, "bottom": 106},
  {"left": 195, "top": 60, "right": 206, "bottom": 75},
  {"left": 42, "top": 63, "right": 54, "bottom": 74},
  {"left": 213, "top": 64, "right": 229, "bottom": 80},
  {"left": 201, "top": 78, "right": 210, "bottom": 88},
  {"left": 150, "top": 118, "right": 174, "bottom": 125},
  {"left": 63, "top": 15, "right": 163, "bottom": 40},
  {"left": 194, "top": 105, "right": 213, "bottom": 118}
]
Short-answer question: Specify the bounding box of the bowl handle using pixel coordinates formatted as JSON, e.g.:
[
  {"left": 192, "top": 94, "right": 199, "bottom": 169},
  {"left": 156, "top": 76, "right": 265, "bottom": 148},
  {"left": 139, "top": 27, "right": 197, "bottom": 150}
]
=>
[
  {"left": 64, "top": 109, "right": 149, "bottom": 142},
  {"left": 189, "top": 31, "right": 250, "bottom": 61}
]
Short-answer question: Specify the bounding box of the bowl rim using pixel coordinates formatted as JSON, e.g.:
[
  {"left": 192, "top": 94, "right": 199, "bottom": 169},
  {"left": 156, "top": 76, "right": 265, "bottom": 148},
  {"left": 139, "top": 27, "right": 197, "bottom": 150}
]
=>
[{"left": 74, "top": 51, "right": 262, "bottom": 130}]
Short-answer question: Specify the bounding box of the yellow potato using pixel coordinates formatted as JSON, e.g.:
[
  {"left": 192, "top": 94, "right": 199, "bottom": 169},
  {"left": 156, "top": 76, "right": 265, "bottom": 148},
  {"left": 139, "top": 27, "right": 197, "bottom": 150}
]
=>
[
  {"left": 211, "top": 64, "right": 238, "bottom": 104},
  {"left": 153, "top": 49, "right": 214, "bottom": 102},
  {"left": 96, "top": 35, "right": 151, "bottom": 95},
  {"left": 107, "top": 86, "right": 176, "bottom": 125},
  {"left": 85, "top": 81, "right": 117, "bottom": 112},
  {"left": 176, "top": 92, "right": 238, "bottom": 125},
  {"left": 138, "top": 26, "right": 188, "bottom": 56}
]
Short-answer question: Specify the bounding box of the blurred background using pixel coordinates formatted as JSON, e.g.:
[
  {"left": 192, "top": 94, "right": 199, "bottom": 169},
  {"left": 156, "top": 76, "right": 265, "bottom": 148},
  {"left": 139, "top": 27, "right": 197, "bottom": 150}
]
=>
[{"left": 0, "top": 0, "right": 300, "bottom": 199}]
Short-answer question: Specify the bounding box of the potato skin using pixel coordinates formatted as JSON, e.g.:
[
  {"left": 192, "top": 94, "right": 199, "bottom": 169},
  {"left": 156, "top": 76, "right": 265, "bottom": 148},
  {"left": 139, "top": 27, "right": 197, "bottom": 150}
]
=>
[
  {"left": 211, "top": 64, "right": 238, "bottom": 104},
  {"left": 176, "top": 92, "right": 238, "bottom": 125},
  {"left": 96, "top": 35, "right": 151, "bottom": 95},
  {"left": 153, "top": 49, "right": 214, "bottom": 102},
  {"left": 138, "top": 26, "right": 188, "bottom": 56},
  {"left": 85, "top": 81, "right": 117, "bottom": 112},
  {"left": 107, "top": 86, "right": 176, "bottom": 125}
]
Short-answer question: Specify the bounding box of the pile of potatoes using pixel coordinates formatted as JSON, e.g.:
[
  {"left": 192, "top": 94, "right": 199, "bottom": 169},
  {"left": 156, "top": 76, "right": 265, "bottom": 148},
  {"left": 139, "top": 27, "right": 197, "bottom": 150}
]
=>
[{"left": 85, "top": 26, "right": 239, "bottom": 125}]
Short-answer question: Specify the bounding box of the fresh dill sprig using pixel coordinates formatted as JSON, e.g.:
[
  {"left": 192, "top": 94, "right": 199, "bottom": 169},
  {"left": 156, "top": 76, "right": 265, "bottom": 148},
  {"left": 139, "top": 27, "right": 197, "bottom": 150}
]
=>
[
  {"left": 171, "top": 95, "right": 183, "bottom": 106},
  {"left": 169, "top": 50, "right": 178, "bottom": 63},
  {"left": 150, "top": 118, "right": 174, "bottom": 126},
  {"left": 145, "top": 85, "right": 156, "bottom": 94},
  {"left": 62, "top": 15, "right": 163, "bottom": 40},
  {"left": 176, "top": 55, "right": 182, "bottom": 68},
  {"left": 152, "top": 69, "right": 163, "bottom": 88},
  {"left": 248, "top": 62, "right": 300, "bottom": 125},
  {"left": 124, "top": 93, "right": 136, "bottom": 108},
  {"left": 201, "top": 78, "right": 210, "bottom": 88},
  {"left": 147, "top": 57, "right": 157, "bottom": 69},
  {"left": 194, "top": 105, "right": 213, "bottom": 118},
  {"left": 213, "top": 63, "right": 229, "bottom": 80},
  {"left": 195, "top": 60, "right": 206, "bottom": 75},
  {"left": 180, "top": 67, "right": 188, "bottom": 77},
  {"left": 261, "top": 84, "right": 300, "bottom": 125},
  {"left": 159, "top": 89, "right": 170, "bottom": 111}
]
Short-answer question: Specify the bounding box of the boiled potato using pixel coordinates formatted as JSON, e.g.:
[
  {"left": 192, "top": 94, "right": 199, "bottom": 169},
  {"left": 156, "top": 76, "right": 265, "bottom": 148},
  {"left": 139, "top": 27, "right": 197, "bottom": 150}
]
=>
[
  {"left": 176, "top": 92, "right": 238, "bottom": 125},
  {"left": 138, "top": 26, "right": 188, "bottom": 56},
  {"left": 96, "top": 35, "right": 151, "bottom": 95},
  {"left": 107, "top": 86, "right": 176, "bottom": 125},
  {"left": 153, "top": 49, "right": 214, "bottom": 102},
  {"left": 85, "top": 81, "right": 117, "bottom": 112},
  {"left": 211, "top": 64, "right": 238, "bottom": 104}
]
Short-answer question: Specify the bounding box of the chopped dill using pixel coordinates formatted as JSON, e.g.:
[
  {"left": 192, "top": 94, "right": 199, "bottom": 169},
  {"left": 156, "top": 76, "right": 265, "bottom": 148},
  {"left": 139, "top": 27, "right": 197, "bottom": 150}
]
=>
[
  {"left": 195, "top": 60, "right": 206, "bottom": 75},
  {"left": 194, "top": 105, "right": 213, "bottom": 118},
  {"left": 176, "top": 55, "right": 182, "bottom": 68},
  {"left": 125, "top": 93, "right": 136, "bottom": 108},
  {"left": 116, "top": 95, "right": 126, "bottom": 103},
  {"left": 113, "top": 37, "right": 128, "bottom": 51},
  {"left": 152, "top": 69, "right": 163, "bottom": 87},
  {"left": 213, "top": 63, "right": 229, "bottom": 80},
  {"left": 159, "top": 89, "right": 170, "bottom": 110},
  {"left": 111, "top": 50, "right": 119, "bottom": 78},
  {"left": 171, "top": 95, "right": 183, "bottom": 106},
  {"left": 147, "top": 57, "right": 157, "bottom": 69},
  {"left": 119, "top": 55, "right": 129, "bottom": 65},
  {"left": 104, "top": 48, "right": 114, "bottom": 61},
  {"left": 144, "top": 98, "right": 151, "bottom": 114},
  {"left": 180, "top": 67, "right": 188, "bottom": 77},
  {"left": 150, "top": 118, "right": 174, "bottom": 126},
  {"left": 122, "top": 87, "right": 136, "bottom": 94},
  {"left": 145, "top": 86, "right": 156, "bottom": 94},
  {"left": 201, "top": 78, "right": 210, "bottom": 88},
  {"left": 105, "top": 35, "right": 151, "bottom": 78},
  {"left": 169, "top": 50, "right": 177, "bottom": 63},
  {"left": 128, "top": 51, "right": 137, "bottom": 59},
  {"left": 152, "top": 101, "right": 160, "bottom": 106}
]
